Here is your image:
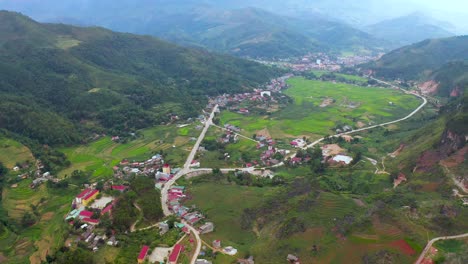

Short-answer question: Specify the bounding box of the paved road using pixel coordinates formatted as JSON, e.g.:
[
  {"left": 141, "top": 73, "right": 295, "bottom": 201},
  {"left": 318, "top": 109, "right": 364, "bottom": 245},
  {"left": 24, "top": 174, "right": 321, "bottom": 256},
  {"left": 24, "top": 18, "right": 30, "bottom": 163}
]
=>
[
  {"left": 160, "top": 78, "right": 427, "bottom": 263},
  {"left": 211, "top": 123, "right": 259, "bottom": 143},
  {"left": 415, "top": 233, "right": 468, "bottom": 264},
  {"left": 160, "top": 105, "right": 218, "bottom": 264},
  {"left": 271, "top": 77, "right": 428, "bottom": 167}
]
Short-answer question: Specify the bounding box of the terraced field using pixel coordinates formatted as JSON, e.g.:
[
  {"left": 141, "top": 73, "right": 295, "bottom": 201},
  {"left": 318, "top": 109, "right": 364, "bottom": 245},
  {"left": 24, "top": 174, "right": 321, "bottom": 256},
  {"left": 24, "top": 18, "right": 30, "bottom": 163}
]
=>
[
  {"left": 59, "top": 124, "right": 199, "bottom": 179},
  {"left": 0, "top": 137, "right": 35, "bottom": 168}
]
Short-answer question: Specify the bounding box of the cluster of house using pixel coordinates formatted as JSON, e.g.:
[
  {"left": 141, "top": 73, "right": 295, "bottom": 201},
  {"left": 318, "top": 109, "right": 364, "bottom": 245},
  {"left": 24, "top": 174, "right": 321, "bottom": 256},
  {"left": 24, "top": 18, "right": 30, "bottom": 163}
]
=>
[
  {"left": 335, "top": 125, "right": 354, "bottom": 134},
  {"left": 63, "top": 185, "right": 127, "bottom": 251},
  {"left": 266, "top": 52, "right": 379, "bottom": 72},
  {"left": 166, "top": 186, "right": 207, "bottom": 226},
  {"left": 256, "top": 137, "right": 289, "bottom": 167},
  {"left": 137, "top": 244, "right": 185, "bottom": 264},
  {"left": 206, "top": 75, "right": 292, "bottom": 115},
  {"left": 72, "top": 224, "right": 119, "bottom": 252},
  {"left": 114, "top": 154, "right": 165, "bottom": 178}
]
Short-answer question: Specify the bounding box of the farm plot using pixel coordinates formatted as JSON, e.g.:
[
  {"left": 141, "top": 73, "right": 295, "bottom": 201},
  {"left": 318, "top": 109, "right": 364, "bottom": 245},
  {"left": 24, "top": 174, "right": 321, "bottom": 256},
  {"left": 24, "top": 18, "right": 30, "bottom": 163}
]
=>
[{"left": 219, "top": 77, "right": 421, "bottom": 139}]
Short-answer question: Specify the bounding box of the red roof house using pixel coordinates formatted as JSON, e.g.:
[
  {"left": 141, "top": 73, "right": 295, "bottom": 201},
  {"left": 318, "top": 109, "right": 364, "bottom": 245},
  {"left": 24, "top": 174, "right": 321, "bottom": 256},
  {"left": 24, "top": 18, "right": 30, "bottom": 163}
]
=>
[
  {"left": 137, "top": 245, "right": 149, "bottom": 263},
  {"left": 76, "top": 189, "right": 92, "bottom": 199},
  {"left": 111, "top": 185, "right": 127, "bottom": 192},
  {"left": 101, "top": 204, "right": 113, "bottom": 215},
  {"left": 168, "top": 244, "right": 184, "bottom": 264},
  {"left": 79, "top": 210, "right": 93, "bottom": 219},
  {"left": 82, "top": 218, "right": 99, "bottom": 225}
]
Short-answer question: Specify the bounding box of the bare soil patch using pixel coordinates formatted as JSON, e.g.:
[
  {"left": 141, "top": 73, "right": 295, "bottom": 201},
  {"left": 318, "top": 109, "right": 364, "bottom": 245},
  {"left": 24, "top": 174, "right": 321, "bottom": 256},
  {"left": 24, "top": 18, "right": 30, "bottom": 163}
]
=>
[
  {"left": 256, "top": 128, "right": 272, "bottom": 139},
  {"left": 440, "top": 146, "right": 467, "bottom": 167},
  {"left": 322, "top": 144, "right": 345, "bottom": 156}
]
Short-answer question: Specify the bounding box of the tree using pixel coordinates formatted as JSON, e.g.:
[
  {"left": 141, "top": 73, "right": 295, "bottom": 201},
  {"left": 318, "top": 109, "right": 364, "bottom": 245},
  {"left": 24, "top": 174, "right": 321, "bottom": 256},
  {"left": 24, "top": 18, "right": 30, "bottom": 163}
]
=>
[{"left": 21, "top": 212, "right": 36, "bottom": 227}]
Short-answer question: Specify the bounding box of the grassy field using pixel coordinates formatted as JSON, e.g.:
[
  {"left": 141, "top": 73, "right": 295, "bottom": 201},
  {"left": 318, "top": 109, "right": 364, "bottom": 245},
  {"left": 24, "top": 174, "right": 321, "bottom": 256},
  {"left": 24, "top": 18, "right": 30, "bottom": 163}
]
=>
[
  {"left": 311, "top": 70, "right": 368, "bottom": 83},
  {"left": 219, "top": 77, "right": 421, "bottom": 139},
  {"left": 184, "top": 178, "right": 422, "bottom": 263},
  {"left": 198, "top": 126, "right": 260, "bottom": 168},
  {"left": 183, "top": 181, "right": 275, "bottom": 257},
  {"left": 0, "top": 137, "right": 35, "bottom": 168},
  {"left": 59, "top": 124, "right": 199, "bottom": 179}
]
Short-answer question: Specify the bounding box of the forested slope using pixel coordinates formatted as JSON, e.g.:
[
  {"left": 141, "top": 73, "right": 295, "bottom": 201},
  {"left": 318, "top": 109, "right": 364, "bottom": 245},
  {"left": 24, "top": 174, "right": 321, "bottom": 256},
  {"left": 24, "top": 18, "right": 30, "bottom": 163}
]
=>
[{"left": 0, "top": 11, "right": 280, "bottom": 146}]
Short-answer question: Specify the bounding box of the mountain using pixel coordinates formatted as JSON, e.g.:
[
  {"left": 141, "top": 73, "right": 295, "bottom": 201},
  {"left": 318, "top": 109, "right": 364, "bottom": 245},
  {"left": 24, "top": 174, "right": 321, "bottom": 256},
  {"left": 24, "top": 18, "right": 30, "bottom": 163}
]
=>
[
  {"left": 363, "top": 36, "right": 468, "bottom": 97},
  {"left": 0, "top": 11, "right": 280, "bottom": 145},
  {"left": 0, "top": 1, "right": 390, "bottom": 58},
  {"left": 365, "top": 13, "right": 455, "bottom": 46}
]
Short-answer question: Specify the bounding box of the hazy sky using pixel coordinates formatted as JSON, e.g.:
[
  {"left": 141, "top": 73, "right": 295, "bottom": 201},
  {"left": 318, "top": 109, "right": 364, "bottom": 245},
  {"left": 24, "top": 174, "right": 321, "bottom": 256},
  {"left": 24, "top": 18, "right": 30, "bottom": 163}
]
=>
[{"left": 410, "top": 0, "right": 468, "bottom": 12}]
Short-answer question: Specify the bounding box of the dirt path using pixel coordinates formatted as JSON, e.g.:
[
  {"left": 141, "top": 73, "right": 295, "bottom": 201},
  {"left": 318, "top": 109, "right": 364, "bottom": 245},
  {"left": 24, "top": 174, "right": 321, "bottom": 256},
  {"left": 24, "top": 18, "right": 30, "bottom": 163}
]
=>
[{"left": 130, "top": 203, "right": 142, "bottom": 232}]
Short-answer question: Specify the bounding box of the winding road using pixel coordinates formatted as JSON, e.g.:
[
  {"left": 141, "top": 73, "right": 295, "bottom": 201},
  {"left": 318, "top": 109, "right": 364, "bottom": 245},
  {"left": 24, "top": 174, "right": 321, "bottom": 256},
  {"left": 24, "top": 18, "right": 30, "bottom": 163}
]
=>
[
  {"left": 160, "top": 77, "right": 431, "bottom": 264},
  {"left": 415, "top": 233, "right": 468, "bottom": 264}
]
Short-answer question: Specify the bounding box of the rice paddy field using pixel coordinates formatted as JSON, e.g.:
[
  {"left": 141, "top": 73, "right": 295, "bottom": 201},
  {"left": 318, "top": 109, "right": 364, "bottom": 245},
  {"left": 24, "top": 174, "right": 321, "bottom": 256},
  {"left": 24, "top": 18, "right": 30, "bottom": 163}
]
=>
[
  {"left": 58, "top": 123, "right": 200, "bottom": 179},
  {"left": 219, "top": 77, "right": 421, "bottom": 140}
]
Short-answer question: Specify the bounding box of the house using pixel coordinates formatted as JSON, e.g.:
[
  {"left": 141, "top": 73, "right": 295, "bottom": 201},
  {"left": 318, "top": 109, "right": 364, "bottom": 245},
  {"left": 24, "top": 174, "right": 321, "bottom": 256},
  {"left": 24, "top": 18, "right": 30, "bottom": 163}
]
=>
[
  {"left": 79, "top": 210, "right": 94, "bottom": 219},
  {"left": 159, "top": 222, "right": 169, "bottom": 235},
  {"left": 237, "top": 256, "right": 255, "bottom": 264},
  {"left": 82, "top": 218, "right": 99, "bottom": 225},
  {"left": 156, "top": 171, "right": 171, "bottom": 181},
  {"left": 213, "top": 240, "right": 221, "bottom": 249},
  {"left": 82, "top": 190, "right": 99, "bottom": 206},
  {"left": 168, "top": 244, "right": 184, "bottom": 264},
  {"left": 101, "top": 204, "right": 113, "bottom": 215},
  {"left": 182, "top": 226, "right": 190, "bottom": 234},
  {"left": 111, "top": 185, "right": 127, "bottom": 192},
  {"left": 199, "top": 222, "right": 214, "bottom": 234},
  {"left": 190, "top": 160, "right": 200, "bottom": 168},
  {"left": 76, "top": 189, "right": 99, "bottom": 205},
  {"left": 287, "top": 254, "right": 300, "bottom": 264},
  {"left": 163, "top": 164, "right": 171, "bottom": 174},
  {"left": 223, "top": 246, "right": 238, "bottom": 255},
  {"left": 137, "top": 245, "right": 149, "bottom": 263},
  {"left": 290, "top": 138, "right": 306, "bottom": 148},
  {"left": 332, "top": 155, "right": 353, "bottom": 165}
]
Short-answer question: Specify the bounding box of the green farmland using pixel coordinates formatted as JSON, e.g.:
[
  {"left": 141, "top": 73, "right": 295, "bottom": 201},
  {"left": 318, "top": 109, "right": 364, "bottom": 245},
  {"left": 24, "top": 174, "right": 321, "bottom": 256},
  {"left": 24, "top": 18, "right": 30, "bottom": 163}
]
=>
[
  {"left": 219, "top": 77, "right": 421, "bottom": 139},
  {"left": 59, "top": 124, "right": 199, "bottom": 179}
]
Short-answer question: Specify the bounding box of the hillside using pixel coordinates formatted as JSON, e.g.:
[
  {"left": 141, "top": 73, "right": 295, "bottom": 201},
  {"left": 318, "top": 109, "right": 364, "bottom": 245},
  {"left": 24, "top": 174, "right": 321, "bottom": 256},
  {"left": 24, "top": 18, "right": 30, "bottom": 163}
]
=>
[
  {"left": 363, "top": 36, "right": 468, "bottom": 97},
  {"left": 0, "top": 2, "right": 390, "bottom": 58},
  {"left": 365, "top": 13, "right": 454, "bottom": 46},
  {"left": 0, "top": 11, "right": 280, "bottom": 146}
]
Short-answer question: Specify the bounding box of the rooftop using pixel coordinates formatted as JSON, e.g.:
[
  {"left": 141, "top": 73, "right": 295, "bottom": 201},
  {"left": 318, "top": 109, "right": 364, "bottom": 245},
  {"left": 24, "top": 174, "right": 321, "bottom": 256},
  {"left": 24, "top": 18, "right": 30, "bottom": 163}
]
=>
[
  {"left": 138, "top": 245, "right": 149, "bottom": 260},
  {"left": 168, "top": 244, "right": 184, "bottom": 262}
]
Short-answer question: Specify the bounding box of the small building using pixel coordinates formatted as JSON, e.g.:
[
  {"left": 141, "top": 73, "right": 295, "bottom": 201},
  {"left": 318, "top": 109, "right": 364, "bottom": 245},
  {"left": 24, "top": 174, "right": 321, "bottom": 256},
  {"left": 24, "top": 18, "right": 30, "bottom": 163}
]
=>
[
  {"left": 213, "top": 240, "right": 221, "bottom": 249},
  {"left": 223, "top": 246, "right": 238, "bottom": 256},
  {"left": 168, "top": 244, "right": 184, "bottom": 264},
  {"left": 162, "top": 164, "right": 171, "bottom": 174},
  {"left": 199, "top": 222, "right": 214, "bottom": 234},
  {"left": 190, "top": 160, "right": 200, "bottom": 168},
  {"left": 111, "top": 185, "right": 127, "bottom": 192},
  {"left": 101, "top": 204, "right": 113, "bottom": 215},
  {"left": 137, "top": 245, "right": 149, "bottom": 263},
  {"left": 159, "top": 222, "right": 169, "bottom": 235},
  {"left": 196, "top": 260, "right": 212, "bottom": 264},
  {"left": 287, "top": 254, "right": 300, "bottom": 264},
  {"left": 82, "top": 218, "right": 99, "bottom": 225},
  {"left": 332, "top": 155, "right": 353, "bottom": 165},
  {"left": 82, "top": 190, "right": 99, "bottom": 206},
  {"left": 79, "top": 210, "right": 94, "bottom": 219}
]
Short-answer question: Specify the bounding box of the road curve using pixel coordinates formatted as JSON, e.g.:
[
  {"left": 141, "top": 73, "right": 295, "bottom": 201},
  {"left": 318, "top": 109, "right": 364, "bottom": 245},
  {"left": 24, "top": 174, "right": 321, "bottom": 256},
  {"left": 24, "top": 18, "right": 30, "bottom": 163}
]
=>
[
  {"left": 415, "top": 233, "right": 468, "bottom": 264},
  {"left": 160, "top": 105, "right": 218, "bottom": 264},
  {"left": 160, "top": 78, "right": 426, "bottom": 263}
]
